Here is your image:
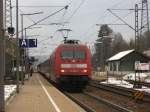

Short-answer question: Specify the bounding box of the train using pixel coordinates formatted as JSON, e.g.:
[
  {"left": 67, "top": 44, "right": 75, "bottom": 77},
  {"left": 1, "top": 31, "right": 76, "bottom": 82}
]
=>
[{"left": 38, "top": 40, "right": 92, "bottom": 88}]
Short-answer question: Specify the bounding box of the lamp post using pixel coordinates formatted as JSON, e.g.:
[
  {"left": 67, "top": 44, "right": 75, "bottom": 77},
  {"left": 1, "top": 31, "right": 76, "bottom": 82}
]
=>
[
  {"left": 20, "top": 12, "right": 43, "bottom": 84},
  {"left": 16, "top": 0, "right": 20, "bottom": 93},
  {"left": 25, "top": 34, "right": 40, "bottom": 76},
  {"left": 24, "top": 27, "right": 41, "bottom": 74}
]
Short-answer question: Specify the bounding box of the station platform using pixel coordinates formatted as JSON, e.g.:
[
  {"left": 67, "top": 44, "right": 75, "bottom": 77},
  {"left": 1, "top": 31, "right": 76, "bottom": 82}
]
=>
[{"left": 6, "top": 73, "right": 85, "bottom": 112}]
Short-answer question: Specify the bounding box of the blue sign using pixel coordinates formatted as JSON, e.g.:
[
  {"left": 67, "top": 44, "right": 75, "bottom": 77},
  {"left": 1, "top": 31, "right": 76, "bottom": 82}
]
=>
[
  {"left": 19, "top": 39, "right": 37, "bottom": 48},
  {"left": 29, "top": 39, "right": 37, "bottom": 47}
]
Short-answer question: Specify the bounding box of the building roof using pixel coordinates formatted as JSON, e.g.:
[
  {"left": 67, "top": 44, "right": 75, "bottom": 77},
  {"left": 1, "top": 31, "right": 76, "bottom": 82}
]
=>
[{"left": 107, "top": 49, "right": 134, "bottom": 61}]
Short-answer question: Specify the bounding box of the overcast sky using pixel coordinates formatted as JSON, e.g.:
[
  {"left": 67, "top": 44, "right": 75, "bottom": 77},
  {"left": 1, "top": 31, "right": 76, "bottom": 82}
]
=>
[{"left": 11, "top": 0, "right": 142, "bottom": 57}]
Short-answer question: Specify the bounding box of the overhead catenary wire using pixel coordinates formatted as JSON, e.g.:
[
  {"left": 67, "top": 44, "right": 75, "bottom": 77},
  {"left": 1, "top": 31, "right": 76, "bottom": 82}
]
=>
[
  {"left": 19, "top": 9, "right": 36, "bottom": 24},
  {"left": 80, "top": 0, "right": 129, "bottom": 40},
  {"left": 26, "top": 5, "right": 69, "bottom": 29},
  {"left": 108, "top": 10, "right": 135, "bottom": 26},
  {"left": 82, "top": 7, "right": 136, "bottom": 41},
  {"left": 49, "top": 1, "right": 73, "bottom": 39},
  {"left": 27, "top": 4, "right": 71, "bottom": 55},
  {"left": 109, "top": 0, "right": 128, "bottom": 9},
  {"left": 107, "top": 9, "right": 135, "bottom": 31},
  {"left": 16, "top": 5, "right": 69, "bottom": 35},
  {"left": 55, "top": 0, "right": 87, "bottom": 39},
  {"left": 68, "top": 0, "right": 74, "bottom": 6},
  {"left": 66, "top": 0, "right": 87, "bottom": 22},
  {"left": 57, "top": 5, "right": 69, "bottom": 29},
  {"left": 80, "top": 10, "right": 109, "bottom": 39},
  {"left": 38, "top": 36, "right": 52, "bottom": 44},
  {"left": 13, "top": 5, "right": 65, "bottom": 8},
  {"left": 61, "top": 0, "right": 126, "bottom": 40},
  {"left": 38, "top": 5, "right": 70, "bottom": 40}
]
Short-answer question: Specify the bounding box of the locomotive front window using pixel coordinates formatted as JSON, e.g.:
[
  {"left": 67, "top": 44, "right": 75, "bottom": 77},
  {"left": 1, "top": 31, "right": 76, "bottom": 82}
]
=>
[
  {"left": 74, "top": 51, "right": 85, "bottom": 59},
  {"left": 61, "top": 51, "right": 74, "bottom": 59},
  {"left": 61, "top": 50, "right": 85, "bottom": 59}
]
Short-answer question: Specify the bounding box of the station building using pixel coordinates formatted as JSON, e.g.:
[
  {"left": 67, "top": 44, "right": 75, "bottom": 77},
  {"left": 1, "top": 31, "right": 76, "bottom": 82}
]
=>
[{"left": 106, "top": 49, "right": 150, "bottom": 76}]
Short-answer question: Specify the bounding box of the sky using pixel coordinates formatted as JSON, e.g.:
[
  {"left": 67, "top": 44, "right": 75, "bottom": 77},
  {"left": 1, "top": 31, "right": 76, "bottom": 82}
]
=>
[{"left": 11, "top": 0, "right": 143, "bottom": 57}]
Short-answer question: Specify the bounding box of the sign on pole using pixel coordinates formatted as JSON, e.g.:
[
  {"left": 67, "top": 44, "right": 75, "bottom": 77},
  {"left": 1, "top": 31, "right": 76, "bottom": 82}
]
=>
[
  {"left": 28, "top": 39, "right": 37, "bottom": 47},
  {"left": 138, "top": 63, "right": 149, "bottom": 70},
  {"left": 19, "top": 39, "right": 37, "bottom": 48},
  {"left": 135, "top": 61, "right": 149, "bottom": 71}
]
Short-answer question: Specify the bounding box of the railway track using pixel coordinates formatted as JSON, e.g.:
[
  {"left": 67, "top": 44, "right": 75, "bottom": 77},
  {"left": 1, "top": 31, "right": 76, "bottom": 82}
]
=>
[
  {"left": 40, "top": 73, "right": 150, "bottom": 112},
  {"left": 126, "top": 80, "right": 150, "bottom": 88},
  {"left": 64, "top": 91, "right": 132, "bottom": 112},
  {"left": 64, "top": 92, "right": 96, "bottom": 112},
  {"left": 84, "top": 81, "right": 150, "bottom": 112},
  {"left": 90, "top": 80, "right": 150, "bottom": 102},
  {"left": 40, "top": 73, "right": 133, "bottom": 112},
  {"left": 83, "top": 92, "right": 133, "bottom": 112}
]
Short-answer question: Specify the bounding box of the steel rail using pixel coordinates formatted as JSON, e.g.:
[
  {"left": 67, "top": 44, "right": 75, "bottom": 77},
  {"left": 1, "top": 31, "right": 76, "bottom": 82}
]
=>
[
  {"left": 83, "top": 92, "right": 133, "bottom": 112},
  {"left": 39, "top": 73, "right": 137, "bottom": 112},
  {"left": 64, "top": 92, "right": 96, "bottom": 112},
  {"left": 126, "top": 80, "right": 150, "bottom": 88},
  {"left": 89, "top": 81, "right": 150, "bottom": 102}
]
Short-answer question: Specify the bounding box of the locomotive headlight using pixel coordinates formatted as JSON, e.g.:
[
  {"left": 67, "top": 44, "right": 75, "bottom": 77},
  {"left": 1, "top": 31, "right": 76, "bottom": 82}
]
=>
[
  {"left": 83, "top": 69, "right": 87, "bottom": 73},
  {"left": 61, "top": 70, "right": 65, "bottom": 73}
]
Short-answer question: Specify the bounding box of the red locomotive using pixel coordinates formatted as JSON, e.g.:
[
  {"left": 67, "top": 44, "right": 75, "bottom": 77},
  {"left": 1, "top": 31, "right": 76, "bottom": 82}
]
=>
[{"left": 38, "top": 40, "right": 92, "bottom": 88}]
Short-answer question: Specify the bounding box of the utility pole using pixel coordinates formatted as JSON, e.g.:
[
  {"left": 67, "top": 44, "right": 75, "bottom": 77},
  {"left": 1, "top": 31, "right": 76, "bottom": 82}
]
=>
[
  {"left": 134, "top": 4, "right": 140, "bottom": 88},
  {"left": 24, "top": 28, "right": 29, "bottom": 75},
  {"left": 135, "top": 4, "right": 139, "bottom": 51},
  {"left": 10, "top": 0, "right": 15, "bottom": 80},
  {"left": 140, "top": 0, "right": 150, "bottom": 49},
  {"left": 24, "top": 27, "right": 41, "bottom": 75},
  {"left": 0, "top": 0, "right": 5, "bottom": 111},
  {"left": 21, "top": 14, "right": 24, "bottom": 85},
  {"left": 16, "top": 0, "right": 20, "bottom": 93},
  {"left": 5, "top": 0, "right": 11, "bottom": 29}
]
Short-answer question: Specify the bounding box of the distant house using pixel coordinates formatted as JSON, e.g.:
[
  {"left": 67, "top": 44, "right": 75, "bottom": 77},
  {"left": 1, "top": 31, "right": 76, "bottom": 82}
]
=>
[{"left": 106, "top": 49, "right": 150, "bottom": 76}]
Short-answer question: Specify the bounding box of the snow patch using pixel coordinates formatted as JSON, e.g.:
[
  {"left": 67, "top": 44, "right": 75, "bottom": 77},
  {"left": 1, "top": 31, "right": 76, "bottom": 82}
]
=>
[
  {"left": 123, "top": 72, "right": 149, "bottom": 81},
  {"left": 101, "top": 77, "right": 133, "bottom": 88},
  {"left": 5, "top": 85, "right": 16, "bottom": 101},
  {"left": 101, "top": 77, "right": 150, "bottom": 94}
]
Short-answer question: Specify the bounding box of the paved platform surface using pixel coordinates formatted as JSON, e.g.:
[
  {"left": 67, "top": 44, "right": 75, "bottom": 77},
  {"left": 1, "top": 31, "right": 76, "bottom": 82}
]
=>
[{"left": 6, "top": 73, "right": 85, "bottom": 112}]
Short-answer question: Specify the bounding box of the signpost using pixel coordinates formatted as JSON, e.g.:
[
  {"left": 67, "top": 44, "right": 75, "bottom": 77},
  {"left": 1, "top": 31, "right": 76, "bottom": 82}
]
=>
[
  {"left": 134, "top": 61, "right": 150, "bottom": 88},
  {"left": 135, "top": 63, "right": 149, "bottom": 71},
  {"left": 19, "top": 39, "right": 37, "bottom": 48},
  {"left": 133, "top": 90, "right": 144, "bottom": 101}
]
